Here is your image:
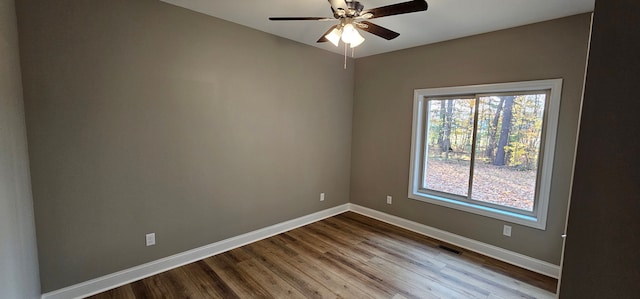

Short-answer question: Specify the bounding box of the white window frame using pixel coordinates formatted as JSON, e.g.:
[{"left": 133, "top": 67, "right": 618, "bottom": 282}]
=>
[{"left": 408, "top": 79, "right": 562, "bottom": 230}]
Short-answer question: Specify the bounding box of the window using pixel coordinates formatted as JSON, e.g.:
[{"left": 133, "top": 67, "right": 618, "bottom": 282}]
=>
[{"left": 408, "top": 79, "right": 562, "bottom": 229}]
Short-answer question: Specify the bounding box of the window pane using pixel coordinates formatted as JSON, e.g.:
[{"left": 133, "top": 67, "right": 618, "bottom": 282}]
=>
[
  {"left": 472, "top": 94, "right": 546, "bottom": 211},
  {"left": 423, "top": 98, "right": 475, "bottom": 196}
]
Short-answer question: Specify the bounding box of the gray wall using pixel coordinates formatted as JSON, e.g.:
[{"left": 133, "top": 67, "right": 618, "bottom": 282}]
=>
[
  {"left": 559, "top": 0, "right": 640, "bottom": 297},
  {"left": 350, "top": 14, "right": 591, "bottom": 264},
  {"left": 16, "top": 0, "right": 353, "bottom": 292},
  {"left": 0, "top": 0, "right": 41, "bottom": 297}
]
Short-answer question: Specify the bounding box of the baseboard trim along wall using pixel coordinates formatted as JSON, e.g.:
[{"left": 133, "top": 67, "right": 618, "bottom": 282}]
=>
[
  {"left": 349, "top": 204, "right": 561, "bottom": 279},
  {"left": 40, "top": 204, "right": 350, "bottom": 299},
  {"left": 42, "top": 203, "right": 560, "bottom": 299}
]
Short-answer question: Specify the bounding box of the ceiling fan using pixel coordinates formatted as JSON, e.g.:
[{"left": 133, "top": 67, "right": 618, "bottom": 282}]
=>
[{"left": 269, "top": 0, "right": 429, "bottom": 48}]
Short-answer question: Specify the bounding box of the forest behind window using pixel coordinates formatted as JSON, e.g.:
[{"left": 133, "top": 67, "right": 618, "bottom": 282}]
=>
[{"left": 422, "top": 92, "right": 548, "bottom": 212}]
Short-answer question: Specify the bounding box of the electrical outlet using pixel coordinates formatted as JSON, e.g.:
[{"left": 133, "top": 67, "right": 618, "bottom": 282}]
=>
[
  {"left": 386, "top": 195, "right": 392, "bottom": 205},
  {"left": 503, "top": 225, "right": 512, "bottom": 237},
  {"left": 146, "top": 233, "right": 156, "bottom": 246},
  {"left": 320, "top": 193, "right": 325, "bottom": 201}
]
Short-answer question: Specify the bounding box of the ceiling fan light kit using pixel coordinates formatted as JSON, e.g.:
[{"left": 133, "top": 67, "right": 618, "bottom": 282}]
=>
[{"left": 269, "top": 0, "right": 429, "bottom": 67}]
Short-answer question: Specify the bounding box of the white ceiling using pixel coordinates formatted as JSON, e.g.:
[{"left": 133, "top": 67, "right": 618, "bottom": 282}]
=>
[{"left": 160, "top": 0, "right": 594, "bottom": 58}]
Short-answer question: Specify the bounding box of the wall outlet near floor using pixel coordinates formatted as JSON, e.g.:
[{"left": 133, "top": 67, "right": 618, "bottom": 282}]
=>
[
  {"left": 320, "top": 192, "right": 325, "bottom": 201},
  {"left": 146, "top": 233, "right": 156, "bottom": 246},
  {"left": 386, "top": 195, "right": 392, "bottom": 205},
  {"left": 503, "top": 225, "right": 512, "bottom": 237}
]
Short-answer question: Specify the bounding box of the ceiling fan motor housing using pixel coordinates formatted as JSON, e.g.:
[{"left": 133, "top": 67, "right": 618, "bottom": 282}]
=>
[
  {"left": 334, "top": 1, "right": 365, "bottom": 18},
  {"left": 348, "top": 1, "right": 365, "bottom": 15}
]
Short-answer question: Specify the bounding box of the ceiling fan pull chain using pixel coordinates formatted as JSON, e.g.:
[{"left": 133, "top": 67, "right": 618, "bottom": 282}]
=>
[{"left": 344, "top": 42, "right": 348, "bottom": 69}]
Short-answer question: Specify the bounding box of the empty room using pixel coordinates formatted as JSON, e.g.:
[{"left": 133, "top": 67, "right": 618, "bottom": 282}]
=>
[{"left": 2, "top": 0, "right": 639, "bottom": 298}]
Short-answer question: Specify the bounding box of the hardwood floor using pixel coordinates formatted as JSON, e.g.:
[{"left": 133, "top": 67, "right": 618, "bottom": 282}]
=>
[{"left": 89, "top": 212, "right": 557, "bottom": 298}]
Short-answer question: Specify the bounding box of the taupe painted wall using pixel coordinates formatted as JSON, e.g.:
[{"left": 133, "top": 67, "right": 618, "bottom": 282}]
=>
[
  {"left": 350, "top": 14, "right": 591, "bottom": 264},
  {"left": 559, "top": 0, "right": 640, "bottom": 296},
  {"left": 0, "top": 0, "right": 41, "bottom": 297},
  {"left": 16, "top": 0, "right": 353, "bottom": 292}
]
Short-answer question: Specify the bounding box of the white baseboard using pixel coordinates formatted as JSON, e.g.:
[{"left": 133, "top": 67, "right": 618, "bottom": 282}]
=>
[
  {"left": 42, "top": 203, "right": 559, "bottom": 299},
  {"left": 41, "top": 204, "right": 350, "bottom": 299},
  {"left": 348, "top": 204, "right": 561, "bottom": 278}
]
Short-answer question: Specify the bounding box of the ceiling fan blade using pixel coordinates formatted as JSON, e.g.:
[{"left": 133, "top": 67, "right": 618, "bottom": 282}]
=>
[
  {"left": 269, "top": 17, "right": 334, "bottom": 21},
  {"left": 357, "top": 21, "right": 400, "bottom": 40},
  {"left": 317, "top": 25, "right": 339, "bottom": 43},
  {"left": 362, "top": 0, "right": 428, "bottom": 19}
]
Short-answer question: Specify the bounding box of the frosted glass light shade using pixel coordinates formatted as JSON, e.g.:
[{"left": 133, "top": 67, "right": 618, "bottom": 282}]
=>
[
  {"left": 349, "top": 33, "right": 365, "bottom": 48},
  {"left": 325, "top": 28, "right": 342, "bottom": 47},
  {"left": 341, "top": 24, "right": 357, "bottom": 43},
  {"left": 341, "top": 23, "right": 365, "bottom": 48}
]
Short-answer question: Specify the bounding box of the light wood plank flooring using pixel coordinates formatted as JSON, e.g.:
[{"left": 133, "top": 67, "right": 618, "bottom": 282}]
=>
[{"left": 89, "top": 212, "right": 557, "bottom": 298}]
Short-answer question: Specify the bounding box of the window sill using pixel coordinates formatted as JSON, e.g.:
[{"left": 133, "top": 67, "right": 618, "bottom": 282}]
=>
[{"left": 409, "top": 191, "right": 546, "bottom": 230}]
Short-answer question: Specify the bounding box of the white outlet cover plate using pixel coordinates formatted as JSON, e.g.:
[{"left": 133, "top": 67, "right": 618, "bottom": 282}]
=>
[
  {"left": 146, "top": 233, "right": 156, "bottom": 246},
  {"left": 503, "top": 225, "right": 512, "bottom": 237}
]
